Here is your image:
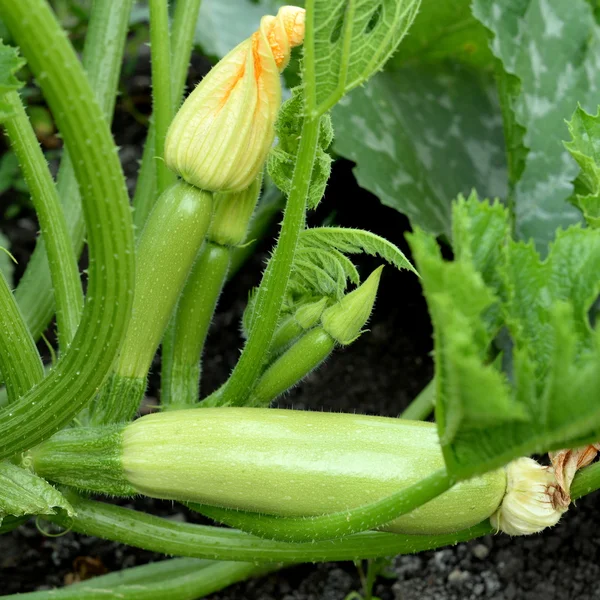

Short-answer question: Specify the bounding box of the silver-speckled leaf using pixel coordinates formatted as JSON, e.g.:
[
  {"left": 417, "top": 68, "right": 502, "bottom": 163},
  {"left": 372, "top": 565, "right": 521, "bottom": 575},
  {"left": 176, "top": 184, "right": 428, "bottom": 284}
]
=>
[
  {"left": 332, "top": 66, "right": 507, "bottom": 237},
  {"left": 472, "top": 0, "right": 600, "bottom": 252}
]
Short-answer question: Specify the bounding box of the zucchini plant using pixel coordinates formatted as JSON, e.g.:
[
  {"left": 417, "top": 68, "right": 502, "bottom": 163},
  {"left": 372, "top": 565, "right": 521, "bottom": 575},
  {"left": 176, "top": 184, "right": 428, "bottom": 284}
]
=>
[{"left": 1, "top": 0, "right": 600, "bottom": 598}]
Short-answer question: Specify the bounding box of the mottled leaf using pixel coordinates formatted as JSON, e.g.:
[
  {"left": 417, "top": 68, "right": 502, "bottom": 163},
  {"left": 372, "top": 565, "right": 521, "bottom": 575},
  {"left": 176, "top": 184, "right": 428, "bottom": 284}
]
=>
[
  {"left": 332, "top": 66, "right": 507, "bottom": 237},
  {"left": 472, "top": 0, "right": 600, "bottom": 252},
  {"left": 194, "top": 0, "right": 289, "bottom": 59},
  {"left": 388, "top": 0, "right": 495, "bottom": 69}
]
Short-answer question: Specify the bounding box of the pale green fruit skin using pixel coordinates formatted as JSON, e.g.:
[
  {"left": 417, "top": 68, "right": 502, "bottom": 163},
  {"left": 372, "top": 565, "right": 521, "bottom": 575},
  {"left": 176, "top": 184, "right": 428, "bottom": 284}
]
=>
[{"left": 122, "top": 408, "right": 506, "bottom": 535}]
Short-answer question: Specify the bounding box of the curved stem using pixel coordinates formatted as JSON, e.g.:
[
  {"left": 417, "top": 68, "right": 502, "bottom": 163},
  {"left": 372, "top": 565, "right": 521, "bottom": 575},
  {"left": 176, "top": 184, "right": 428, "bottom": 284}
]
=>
[
  {"left": 51, "top": 493, "right": 494, "bottom": 562},
  {"left": 188, "top": 469, "right": 452, "bottom": 542},
  {"left": 0, "top": 272, "right": 43, "bottom": 402},
  {"left": 149, "top": 0, "right": 176, "bottom": 194},
  {"left": 0, "top": 0, "right": 135, "bottom": 458},
  {"left": 13, "top": 0, "right": 134, "bottom": 342},
  {"left": 211, "top": 117, "right": 320, "bottom": 406},
  {"left": 0, "top": 557, "right": 277, "bottom": 600},
  {"left": 3, "top": 90, "right": 83, "bottom": 351},
  {"left": 571, "top": 461, "right": 600, "bottom": 500}
]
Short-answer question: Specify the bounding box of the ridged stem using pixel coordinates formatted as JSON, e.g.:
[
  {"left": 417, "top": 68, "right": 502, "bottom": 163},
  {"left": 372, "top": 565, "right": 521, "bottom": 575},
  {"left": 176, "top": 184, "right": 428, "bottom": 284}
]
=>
[
  {"left": 209, "top": 117, "right": 321, "bottom": 406},
  {"left": 0, "top": 0, "right": 135, "bottom": 458},
  {"left": 161, "top": 242, "right": 230, "bottom": 409},
  {"left": 132, "top": 0, "right": 204, "bottom": 231},
  {"left": 149, "top": 0, "right": 176, "bottom": 194},
  {"left": 0, "top": 273, "right": 43, "bottom": 402},
  {"left": 13, "top": 0, "right": 134, "bottom": 341},
  {"left": 3, "top": 90, "right": 83, "bottom": 351},
  {"left": 50, "top": 493, "right": 494, "bottom": 562}
]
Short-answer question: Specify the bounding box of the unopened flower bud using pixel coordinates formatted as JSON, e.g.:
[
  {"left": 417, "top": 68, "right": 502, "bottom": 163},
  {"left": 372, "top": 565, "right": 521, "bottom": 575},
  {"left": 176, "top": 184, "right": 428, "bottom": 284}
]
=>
[
  {"left": 490, "top": 457, "right": 568, "bottom": 535},
  {"left": 295, "top": 297, "right": 329, "bottom": 330},
  {"left": 165, "top": 6, "right": 305, "bottom": 193},
  {"left": 321, "top": 266, "right": 383, "bottom": 345},
  {"left": 208, "top": 176, "right": 262, "bottom": 247}
]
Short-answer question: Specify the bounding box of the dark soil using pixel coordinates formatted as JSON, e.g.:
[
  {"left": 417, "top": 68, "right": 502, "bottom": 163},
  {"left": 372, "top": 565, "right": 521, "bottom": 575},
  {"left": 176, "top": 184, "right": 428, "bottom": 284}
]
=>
[{"left": 1, "top": 44, "right": 599, "bottom": 600}]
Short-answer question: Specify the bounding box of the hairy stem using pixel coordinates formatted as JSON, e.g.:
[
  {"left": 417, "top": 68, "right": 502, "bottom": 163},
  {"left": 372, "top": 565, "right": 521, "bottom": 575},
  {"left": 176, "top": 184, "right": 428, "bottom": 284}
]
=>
[
  {"left": 209, "top": 117, "right": 320, "bottom": 406},
  {"left": 13, "top": 0, "right": 134, "bottom": 341},
  {"left": 0, "top": 0, "right": 134, "bottom": 458},
  {"left": 51, "top": 493, "right": 494, "bottom": 562}
]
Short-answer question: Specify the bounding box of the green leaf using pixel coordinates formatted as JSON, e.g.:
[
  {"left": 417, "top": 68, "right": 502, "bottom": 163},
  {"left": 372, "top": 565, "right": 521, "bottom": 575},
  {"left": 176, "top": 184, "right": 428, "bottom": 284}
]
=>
[
  {"left": 472, "top": 0, "right": 600, "bottom": 252},
  {"left": 387, "top": 0, "right": 495, "bottom": 69},
  {"left": 268, "top": 87, "right": 333, "bottom": 210},
  {"left": 412, "top": 194, "right": 600, "bottom": 480},
  {"left": 565, "top": 104, "right": 600, "bottom": 228},
  {"left": 332, "top": 66, "right": 507, "bottom": 237},
  {"left": 304, "top": 0, "right": 421, "bottom": 116},
  {"left": 408, "top": 226, "right": 528, "bottom": 445},
  {"left": 0, "top": 40, "right": 24, "bottom": 119},
  {"left": 300, "top": 226, "right": 416, "bottom": 275},
  {"left": 0, "top": 461, "right": 74, "bottom": 525}
]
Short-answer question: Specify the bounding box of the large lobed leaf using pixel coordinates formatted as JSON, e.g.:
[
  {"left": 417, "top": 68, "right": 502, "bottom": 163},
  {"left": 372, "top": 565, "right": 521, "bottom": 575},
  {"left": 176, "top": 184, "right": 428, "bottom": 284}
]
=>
[
  {"left": 332, "top": 67, "right": 507, "bottom": 237},
  {"left": 472, "top": 0, "right": 600, "bottom": 252},
  {"left": 409, "top": 194, "right": 600, "bottom": 480}
]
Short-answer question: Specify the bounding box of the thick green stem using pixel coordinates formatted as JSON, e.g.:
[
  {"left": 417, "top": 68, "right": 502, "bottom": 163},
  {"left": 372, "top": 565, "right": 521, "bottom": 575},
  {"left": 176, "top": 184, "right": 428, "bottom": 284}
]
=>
[
  {"left": 0, "top": 272, "right": 44, "bottom": 402},
  {"left": 51, "top": 493, "right": 494, "bottom": 562},
  {"left": 149, "top": 0, "right": 176, "bottom": 194},
  {"left": 401, "top": 378, "right": 435, "bottom": 421},
  {"left": 4, "top": 91, "right": 83, "bottom": 351},
  {"left": 246, "top": 327, "right": 335, "bottom": 407},
  {"left": 161, "top": 242, "right": 231, "bottom": 409},
  {"left": 189, "top": 469, "right": 452, "bottom": 543},
  {"left": 0, "top": 0, "right": 134, "bottom": 458},
  {"left": 571, "top": 461, "right": 600, "bottom": 500},
  {"left": 210, "top": 117, "right": 321, "bottom": 406},
  {"left": 0, "top": 557, "right": 277, "bottom": 600},
  {"left": 13, "top": 0, "right": 133, "bottom": 342},
  {"left": 133, "top": 0, "right": 203, "bottom": 231}
]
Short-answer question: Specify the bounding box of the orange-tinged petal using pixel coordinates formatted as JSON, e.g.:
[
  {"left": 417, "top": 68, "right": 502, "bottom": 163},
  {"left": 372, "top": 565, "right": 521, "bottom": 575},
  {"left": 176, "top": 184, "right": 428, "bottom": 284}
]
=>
[{"left": 165, "top": 6, "right": 306, "bottom": 192}]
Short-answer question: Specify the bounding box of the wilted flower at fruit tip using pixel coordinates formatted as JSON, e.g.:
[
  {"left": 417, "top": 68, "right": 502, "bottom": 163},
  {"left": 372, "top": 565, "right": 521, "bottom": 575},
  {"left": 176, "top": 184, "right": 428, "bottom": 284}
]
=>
[{"left": 165, "top": 6, "right": 305, "bottom": 193}]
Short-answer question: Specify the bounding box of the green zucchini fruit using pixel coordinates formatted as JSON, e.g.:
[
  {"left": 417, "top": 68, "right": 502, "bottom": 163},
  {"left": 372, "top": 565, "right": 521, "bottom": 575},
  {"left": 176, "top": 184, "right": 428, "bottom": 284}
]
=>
[{"left": 32, "top": 408, "right": 507, "bottom": 535}]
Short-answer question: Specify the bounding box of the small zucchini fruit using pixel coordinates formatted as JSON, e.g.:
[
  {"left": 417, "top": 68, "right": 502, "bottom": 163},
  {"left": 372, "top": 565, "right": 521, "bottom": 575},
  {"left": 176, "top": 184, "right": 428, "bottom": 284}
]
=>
[{"left": 32, "top": 408, "right": 508, "bottom": 535}]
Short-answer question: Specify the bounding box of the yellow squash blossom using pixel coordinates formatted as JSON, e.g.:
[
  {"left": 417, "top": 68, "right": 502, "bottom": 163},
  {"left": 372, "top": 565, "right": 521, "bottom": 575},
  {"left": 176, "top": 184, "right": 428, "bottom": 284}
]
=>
[{"left": 165, "top": 6, "right": 305, "bottom": 193}]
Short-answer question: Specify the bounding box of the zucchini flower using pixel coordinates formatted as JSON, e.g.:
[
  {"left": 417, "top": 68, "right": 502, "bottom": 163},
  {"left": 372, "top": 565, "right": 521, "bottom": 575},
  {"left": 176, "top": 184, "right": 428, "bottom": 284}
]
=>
[{"left": 165, "top": 6, "right": 305, "bottom": 193}]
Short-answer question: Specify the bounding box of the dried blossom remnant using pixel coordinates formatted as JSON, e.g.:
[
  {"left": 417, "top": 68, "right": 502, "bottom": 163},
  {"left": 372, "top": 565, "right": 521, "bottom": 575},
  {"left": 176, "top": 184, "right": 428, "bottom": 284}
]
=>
[
  {"left": 164, "top": 6, "right": 305, "bottom": 193},
  {"left": 549, "top": 444, "right": 600, "bottom": 508},
  {"left": 490, "top": 457, "right": 568, "bottom": 536}
]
